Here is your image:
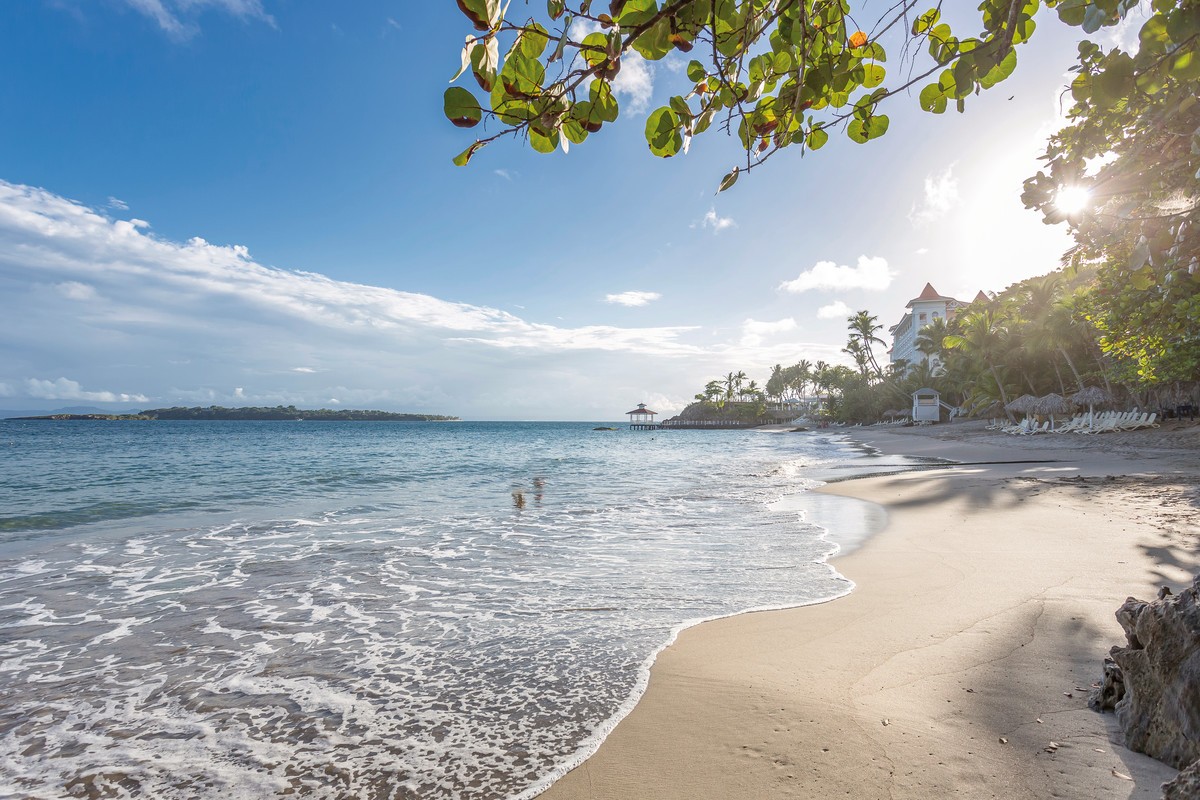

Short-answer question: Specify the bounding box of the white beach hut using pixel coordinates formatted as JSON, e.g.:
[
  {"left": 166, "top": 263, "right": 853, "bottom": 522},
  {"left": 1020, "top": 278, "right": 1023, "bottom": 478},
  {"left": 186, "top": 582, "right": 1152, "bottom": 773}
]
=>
[{"left": 911, "top": 388, "right": 941, "bottom": 423}]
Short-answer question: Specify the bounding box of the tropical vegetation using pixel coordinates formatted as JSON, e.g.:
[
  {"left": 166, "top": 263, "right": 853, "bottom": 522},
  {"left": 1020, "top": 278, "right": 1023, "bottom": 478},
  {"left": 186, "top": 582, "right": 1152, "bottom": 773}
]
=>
[{"left": 690, "top": 265, "right": 1198, "bottom": 426}]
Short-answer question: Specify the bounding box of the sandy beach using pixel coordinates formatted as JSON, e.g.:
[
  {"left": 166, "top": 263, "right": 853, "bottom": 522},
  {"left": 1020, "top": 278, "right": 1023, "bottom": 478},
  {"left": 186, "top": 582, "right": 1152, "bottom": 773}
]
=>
[{"left": 541, "top": 420, "right": 1200, "bottom": 799}]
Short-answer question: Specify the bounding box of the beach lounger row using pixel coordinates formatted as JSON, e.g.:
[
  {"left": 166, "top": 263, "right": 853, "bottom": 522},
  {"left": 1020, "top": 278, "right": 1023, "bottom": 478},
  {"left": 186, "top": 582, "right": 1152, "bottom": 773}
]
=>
[
  {"left": 998, "top": 418, "right": 1050, "bottom": 435},
  {"left": 993, "top": 410, "right": 1159, "bottom": 436},
  {"left": 1070, "top": 411, "right": 1159, "bottom": 434}
]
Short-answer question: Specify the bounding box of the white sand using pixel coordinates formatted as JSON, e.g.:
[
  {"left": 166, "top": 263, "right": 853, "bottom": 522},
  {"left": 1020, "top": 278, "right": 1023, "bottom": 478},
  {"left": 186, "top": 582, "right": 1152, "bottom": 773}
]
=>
[{"left": 540, "top": 422, "right": 1200, "bottom": 799}]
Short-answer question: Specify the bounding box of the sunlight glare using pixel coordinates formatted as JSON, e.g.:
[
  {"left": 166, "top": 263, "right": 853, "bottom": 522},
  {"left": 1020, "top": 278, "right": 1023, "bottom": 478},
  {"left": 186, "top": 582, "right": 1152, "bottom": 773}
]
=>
[{"left": 1055, "top": 186, "right": 1091, "bottom": 214}]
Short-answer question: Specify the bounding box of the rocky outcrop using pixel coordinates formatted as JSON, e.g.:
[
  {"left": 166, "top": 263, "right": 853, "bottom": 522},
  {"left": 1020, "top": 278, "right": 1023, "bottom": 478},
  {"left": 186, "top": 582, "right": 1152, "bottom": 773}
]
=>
[
  {"left": 1163, "top": 760, "right": 1200, "bottom": 800},
  {"left": 1091, "top": 576, "right": 1200, "bottom": 798},
  {"left": 1107, "top": 578, "right": 1200, "bottom": 770}
]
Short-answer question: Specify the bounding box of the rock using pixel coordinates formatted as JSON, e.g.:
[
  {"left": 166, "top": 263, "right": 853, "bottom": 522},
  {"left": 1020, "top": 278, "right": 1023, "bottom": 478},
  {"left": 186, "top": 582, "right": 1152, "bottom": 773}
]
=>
[
  {"left": 1106, "top": 574, "right": 1200, "bottom": 770},
  {"left": 1088, "top": 655, "right": 1125, "bottom": 712},
  {"left": 1162, "top": 758, "right": 1200, "bottom": 800}
]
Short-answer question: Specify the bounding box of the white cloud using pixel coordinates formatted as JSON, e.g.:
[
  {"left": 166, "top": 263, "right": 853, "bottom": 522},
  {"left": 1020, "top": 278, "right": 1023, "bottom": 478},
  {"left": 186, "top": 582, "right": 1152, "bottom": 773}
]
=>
[
  {"left": 604, "top": 290, "right": 661, "bottom": 307},
  {"left": 55, "top": 281, "right": 97, "bottom": 301},
  {"left": 567, "top": 19, "right": 654, "bottom": 113},
  {"left": 107, "top": 196, "right": 129, "bottom": 211},
  {"left": 816, "top": 301, "right": 853, "bottom": 320},
  {"left": 234, "top": 386, "right": 245, "bottom": 398},
  {"left": 908, "top": 165, "right": 959, "bottom": 225},
  {"left": 914, "top": 247, "right": 929, "bottom": 256},
  {"left": 611, "top": 53, "right": 654, "bottom": 113},
  {"left": 741, "top": 317, "right": 796, "bottom": 346},
  {"left": 123, "top": 0, "right": 274, "bottom": 39},
  {"left": 386, "top": 17, "right": 402, "bottom": 31},
  {"left": 778, "top": 255, "right": 895, "bottom": 293},
  {"left": 0, "top": 181, "right": 701, "bottom": 352},
  {"left": 0, "top": 181, "right": 860, "bottom": 419},
  {"left": 695, "top": 207, "right": 735, "bottom": 233},
  {"left": 494, "top": 169, "right": 514, "bottom": 181},
  {"left": 25, "top": 377, "right": 148, "bottom": 404},
  {"left": 0, "top": 382, "right": 12, "bottom": 397}
]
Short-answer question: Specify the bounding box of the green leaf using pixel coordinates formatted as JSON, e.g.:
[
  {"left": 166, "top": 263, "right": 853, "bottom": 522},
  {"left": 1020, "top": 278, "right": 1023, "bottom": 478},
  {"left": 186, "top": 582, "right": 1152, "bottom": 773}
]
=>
[
  {"left": 547, "top": 0, "right": 565, "bottom": 19},
  {"left": 470, "top": 38, "right": 499, "bottom": 91},
  {"left": 687, "top": 60, "right": 707, "bottom": 83},
  {"left": 590, "top": 80, "right": 619, "bottom": 122},
  {"left": 645, "top": 106, "right": 683, "bottom": 156},
  {"left": 807, "top": 127, "right": 829, "bottom": 150},
  {"left": 919, "top": 71, "right": 956, "bottom": 114},
  {"left": 979, "top": 48, "right": 1017, "bottom": 89},
  {"left": 717, "top": 166, "right": 739, "bottom": 193},
  {"left": 562, "top": 118, "right": 589, "bottom": 144},
  {"left": 519, "top": 22, "right": 550, "bottom": 59},
  {"left": 912, "top": 7, "right": 940, "bottom": 35},
  {"left": 581, "top": 32, "right": 609, "bottom": 68},
  {"left": 861, "top": 63, "right": 886, "bottom": 89},
  {"left": 452, "top": 140, "right": 485, "bottom": 166},
  {"left": 456, "top": 0, "right": 491, "bottom": 31},
  {"left": 1173, "top": 50, "right": 1200, "bottom": 81},
  {"left": 859, "top": 42, "right": 887, "bottom": 62},
  {"left": 615, "top": 0, "right": 658, "bottom": 26},
  {"left": 529, "top": 128, "right": 559, "bottom": 154},
  {"left": 632, "top": 17, "right": 673, "bottom": 60},
  {"left": 499, "top": 52, "right": 546, "bottom": 100},
  {"left": 444, "top": 86, "right": 483, "bottom": 128}
]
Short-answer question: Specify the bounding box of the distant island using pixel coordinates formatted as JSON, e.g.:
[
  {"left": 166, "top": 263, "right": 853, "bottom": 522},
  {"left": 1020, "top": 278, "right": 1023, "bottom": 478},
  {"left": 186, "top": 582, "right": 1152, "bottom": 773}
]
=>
[{"left": 10, "top": 405, "right": 459, "bottom": 422}]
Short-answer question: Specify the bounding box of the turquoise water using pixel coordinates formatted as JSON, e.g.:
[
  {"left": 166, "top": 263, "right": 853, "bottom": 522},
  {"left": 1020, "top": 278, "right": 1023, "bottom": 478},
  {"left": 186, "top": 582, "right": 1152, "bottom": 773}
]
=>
[{"left": 0, "top": 421, "right": 881, "bottom": 799}]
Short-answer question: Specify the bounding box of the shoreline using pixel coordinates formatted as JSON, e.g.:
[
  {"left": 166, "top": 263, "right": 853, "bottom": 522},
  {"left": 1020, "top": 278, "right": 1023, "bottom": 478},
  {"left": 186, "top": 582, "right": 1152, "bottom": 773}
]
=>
[{"left": 539, "top": 421, "right": 1200, "bottom": 799}]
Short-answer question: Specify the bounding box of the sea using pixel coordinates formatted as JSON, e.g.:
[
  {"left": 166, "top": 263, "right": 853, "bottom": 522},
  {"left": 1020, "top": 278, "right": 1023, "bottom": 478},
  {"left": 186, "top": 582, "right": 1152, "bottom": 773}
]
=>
[{"left": 0, "top": 420, "right": 915, "bottom": 800}]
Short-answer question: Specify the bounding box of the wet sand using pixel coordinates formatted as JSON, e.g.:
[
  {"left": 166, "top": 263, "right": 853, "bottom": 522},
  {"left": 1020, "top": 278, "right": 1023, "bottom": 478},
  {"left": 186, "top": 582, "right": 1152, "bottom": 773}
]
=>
[{"left": 540, "top": 420, "right": 1200, "bottom": 799}]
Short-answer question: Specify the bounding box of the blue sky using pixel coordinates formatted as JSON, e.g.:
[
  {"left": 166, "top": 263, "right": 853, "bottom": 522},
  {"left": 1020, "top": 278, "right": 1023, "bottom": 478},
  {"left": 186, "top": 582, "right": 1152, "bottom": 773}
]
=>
[{"left": 0, "top": 2, "right": 1140, "bottom": 419}]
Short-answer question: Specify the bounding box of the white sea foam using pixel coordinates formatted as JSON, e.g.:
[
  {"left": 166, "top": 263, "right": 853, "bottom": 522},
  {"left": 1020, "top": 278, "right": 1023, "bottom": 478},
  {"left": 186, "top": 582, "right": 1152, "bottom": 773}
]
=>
[{"left": 0, "top": 422, "right": 885, "bottom": 799}]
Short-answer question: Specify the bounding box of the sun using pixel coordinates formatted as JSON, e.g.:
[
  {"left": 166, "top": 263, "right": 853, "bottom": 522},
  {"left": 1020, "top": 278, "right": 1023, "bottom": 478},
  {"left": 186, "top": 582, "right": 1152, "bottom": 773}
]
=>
[{"left": 1055, "top": 186, "right": 1091, "bottom": 215}]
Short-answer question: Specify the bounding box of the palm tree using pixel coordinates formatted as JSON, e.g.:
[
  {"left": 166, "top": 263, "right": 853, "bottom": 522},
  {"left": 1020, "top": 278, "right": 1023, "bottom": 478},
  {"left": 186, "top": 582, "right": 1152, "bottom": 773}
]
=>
[
  {"left": 944, "top": 307, "right": 1016, "bottom": 420},
  {"left": 914, "top": 316, "right": 951, "bottom": 374},
  {"left": 766, "top": 364, "right": 785, "bottom": 403},
  {"left": 792, "top": 359, "right": 812, "bottom": 401},
  {"left": 704, "top": 380, "right": 725, "bottom": 407},
  {"left": 847, "top": 310, "right": 886, "bottom": 379},
  {"left": 1019, "top": 275, "right": 1089, "bottom": 392},
  {"left": 734, "top": 370, "right": 747, "bottom": 400},
  {"left": 843, "top": 338, "right": 870, "bottom": 378}
]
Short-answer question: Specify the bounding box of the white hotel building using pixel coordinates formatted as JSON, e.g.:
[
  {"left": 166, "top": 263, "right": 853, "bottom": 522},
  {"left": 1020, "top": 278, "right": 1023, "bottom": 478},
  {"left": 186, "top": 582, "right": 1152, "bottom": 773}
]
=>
[{"left": 888, "top": 283, "right": 989, "bottom": 373}]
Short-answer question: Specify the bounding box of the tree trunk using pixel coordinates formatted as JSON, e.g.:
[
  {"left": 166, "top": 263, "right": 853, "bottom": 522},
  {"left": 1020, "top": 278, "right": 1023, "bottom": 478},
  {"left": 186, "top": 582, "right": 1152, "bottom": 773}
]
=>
[
  {"left": 1057, "top": 345, "right": 1084, "bottom": 393},
  {"left": 990, "top": 362, "right": 1015, "bottom": 422},
  {"left": 1053, "top": 360, "right": 1067, "bottom": 395}
]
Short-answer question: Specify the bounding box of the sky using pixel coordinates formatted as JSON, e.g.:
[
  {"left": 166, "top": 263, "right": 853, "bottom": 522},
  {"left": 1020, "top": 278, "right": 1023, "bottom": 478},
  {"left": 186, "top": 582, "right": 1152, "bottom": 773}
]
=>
[{"left": 0, "top": 1, "right": 1145, "bottom": 419}]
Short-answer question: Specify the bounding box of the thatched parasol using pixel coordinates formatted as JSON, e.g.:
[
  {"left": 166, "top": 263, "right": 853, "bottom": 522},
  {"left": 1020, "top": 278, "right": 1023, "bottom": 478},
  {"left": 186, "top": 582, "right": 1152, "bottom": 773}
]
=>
[
  {"left": 1005, "top": 394, "right": 1039, "bottom": 417},
  {"left": 1071, "top": 386, "right": 1113, "bottom": 430},
  {"left": 1035, "top": 393, "right": 1075, "bottom": 428}
]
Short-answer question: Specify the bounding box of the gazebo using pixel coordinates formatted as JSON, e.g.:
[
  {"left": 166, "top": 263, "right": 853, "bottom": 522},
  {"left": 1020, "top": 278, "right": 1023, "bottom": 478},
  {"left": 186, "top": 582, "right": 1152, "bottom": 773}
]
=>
[{"left": 625, "top": 403, "right": 659, "bottom": 430}]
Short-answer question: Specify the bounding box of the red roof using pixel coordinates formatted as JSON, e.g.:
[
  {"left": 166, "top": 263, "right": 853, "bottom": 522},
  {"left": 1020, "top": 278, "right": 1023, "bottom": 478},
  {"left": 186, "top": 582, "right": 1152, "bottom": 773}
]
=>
[
  {"left": 906, "top": 282, "right": 957, "bottom": 308},
  {"left": 973, "top": 290, "right": 990, "bottom": 303},
  {"left": 625, "top": 407, "right": 657, "bottom": 415}
]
